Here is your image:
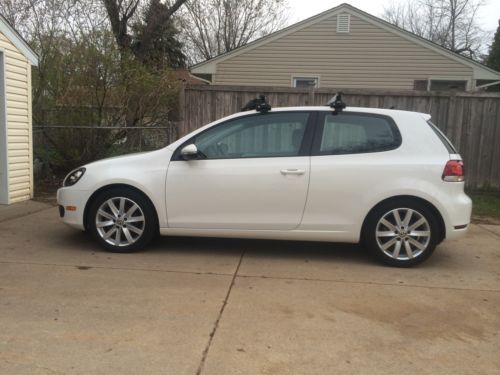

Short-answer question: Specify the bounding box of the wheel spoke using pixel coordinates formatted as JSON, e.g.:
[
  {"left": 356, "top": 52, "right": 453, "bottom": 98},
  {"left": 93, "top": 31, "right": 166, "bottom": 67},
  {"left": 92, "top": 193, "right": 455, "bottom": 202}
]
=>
[
  {"left": 392, "top": 240, "right": 402, "bottom": 258},
  {"left": 381, "top": 237, "right": 398, "bottom": 251},
  {"left": 380, "top": 218, "right": 397, "bottom": 231},
  {"left": 126, "top": 204, "right": 139, "bottom": 218},
  {"left": 97, "top": 209, "right": 115, "bottom": 221},
  {"left": 402, "top": 209, "right": 413, "bottom": 227},
  {"left": 126, "top": 216, "right": 144, "bottom": 223},
  {"left": 103, "top": 227, "right": 117, "bottom": 240},
  {"left": 122, "top": 227, "right": 134, "bottom": 243},
  {"left": 126, "top": 224, "right": 143, "bottom": 235},
  {"left": 118, "top": 198, "right": 125, "bottom": 216},
  {"left": 409, "top": 217, "right": 426, "bottom": 231},
  {"left": 409, "top": 230, "right": 430, "bottom": 237},
  {"left": 393, "top": 210, "right": 403, "bottom": 227},
  {"left": 376, "top": 230, "right": 397, "bottom": 237},
  {"left": 114, "top": 228, "right": 122, "bottom": 246},
  {"left": 107, "top": 200, "right": 120, "bottom": 217},
  {"left": 97, "top": 220, "right": 114, "bottom": 228},
  {"left": 408, "top": 237, "right": 426, "bottom": 251},
  {"left": 404, "top": 240, "right": 414, "bottom": 258}
]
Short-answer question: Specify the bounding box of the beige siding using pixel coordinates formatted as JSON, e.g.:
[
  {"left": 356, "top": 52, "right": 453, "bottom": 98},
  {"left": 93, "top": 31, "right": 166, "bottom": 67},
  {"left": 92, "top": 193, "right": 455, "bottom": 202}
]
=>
[
  {"left": 214, "top": 13, "right": 473, "bottom": 89},
  {"left": 0, "top": 32, "right": 32, "bottom": 203}
]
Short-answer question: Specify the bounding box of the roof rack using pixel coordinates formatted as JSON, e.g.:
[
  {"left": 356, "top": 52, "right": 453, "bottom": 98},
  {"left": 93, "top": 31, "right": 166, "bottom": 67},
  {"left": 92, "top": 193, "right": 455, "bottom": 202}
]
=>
[
  {"left": 327, "top": 92, "right": 346, "bottom": 114},
  {"left": 241, "top": 95, "right": 272, "bottom": 113}
]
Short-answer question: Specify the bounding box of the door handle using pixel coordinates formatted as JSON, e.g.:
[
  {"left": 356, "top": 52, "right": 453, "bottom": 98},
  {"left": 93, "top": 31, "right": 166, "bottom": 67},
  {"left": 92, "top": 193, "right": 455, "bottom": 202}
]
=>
[{"left": 280, "top": 168, "right": 305, "bottom": 175}]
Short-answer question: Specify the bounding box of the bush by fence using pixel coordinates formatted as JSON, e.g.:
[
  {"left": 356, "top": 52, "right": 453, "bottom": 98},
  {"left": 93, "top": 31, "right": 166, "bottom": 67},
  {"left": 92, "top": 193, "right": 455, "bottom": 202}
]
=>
[
  {"left": 179, "top": 85, "right": 500, "bottom": 189},
  {"left": 34, "top": 113, "right": 178, "bottom": 178}
]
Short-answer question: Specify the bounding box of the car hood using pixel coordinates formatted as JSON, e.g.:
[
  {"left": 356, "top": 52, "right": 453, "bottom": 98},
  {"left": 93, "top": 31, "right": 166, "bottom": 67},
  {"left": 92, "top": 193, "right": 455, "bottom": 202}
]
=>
[{"left": 84, "top": 148, "right": 170, "bottom": 169}]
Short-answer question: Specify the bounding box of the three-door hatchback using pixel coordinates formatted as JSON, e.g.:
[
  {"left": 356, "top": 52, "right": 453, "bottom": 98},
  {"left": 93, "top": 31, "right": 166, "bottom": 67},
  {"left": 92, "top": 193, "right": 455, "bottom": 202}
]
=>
[{"left": 57, "top": 97, "right": 471, "bottom": 267}]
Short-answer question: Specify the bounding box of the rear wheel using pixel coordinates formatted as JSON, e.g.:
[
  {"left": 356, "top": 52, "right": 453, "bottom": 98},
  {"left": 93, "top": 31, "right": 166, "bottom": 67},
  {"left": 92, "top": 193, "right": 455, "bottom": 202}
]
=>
[
  {"left": 363, "top": 199, "right": 440, "bottom": 267},
  {"left": 88, "top": 188, "right": 157, "bottom": 252}
]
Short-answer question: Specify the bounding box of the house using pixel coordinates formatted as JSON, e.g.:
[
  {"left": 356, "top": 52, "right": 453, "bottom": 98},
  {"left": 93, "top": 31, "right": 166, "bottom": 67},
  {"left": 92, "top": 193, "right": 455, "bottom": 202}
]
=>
[
  {"left": 190, "top": 3, "right": 500, "bottom": 91},
  {"left": 0, "top": 15, "right": 38, "bottom": 205}
]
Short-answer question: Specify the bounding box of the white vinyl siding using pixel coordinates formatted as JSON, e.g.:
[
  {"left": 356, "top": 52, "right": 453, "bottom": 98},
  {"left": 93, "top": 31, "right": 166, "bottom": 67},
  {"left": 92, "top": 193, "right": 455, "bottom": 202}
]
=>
[
  {"left": 213, "top": 13, "right": 472, "bottom": 89},
  {"left": 0, "top": 32, "right": 32, "bottom": 203}
]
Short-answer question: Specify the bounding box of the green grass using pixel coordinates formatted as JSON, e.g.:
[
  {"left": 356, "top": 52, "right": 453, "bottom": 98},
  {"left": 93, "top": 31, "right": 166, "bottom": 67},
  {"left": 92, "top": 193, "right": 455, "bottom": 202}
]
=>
[{"left": 467, "top": 190, "right": 500, "bottom": 220}]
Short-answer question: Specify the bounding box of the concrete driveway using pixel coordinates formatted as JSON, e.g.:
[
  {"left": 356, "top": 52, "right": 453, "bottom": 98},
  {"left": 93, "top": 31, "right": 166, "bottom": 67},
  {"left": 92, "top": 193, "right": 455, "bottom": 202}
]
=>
[{"left": 0, "top": 205, "right": 499, "bottom": 374}]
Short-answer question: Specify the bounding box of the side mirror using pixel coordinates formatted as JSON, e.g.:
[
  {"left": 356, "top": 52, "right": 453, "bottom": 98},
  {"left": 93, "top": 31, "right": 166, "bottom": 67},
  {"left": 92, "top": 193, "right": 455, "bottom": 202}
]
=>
[{"left": 180, "top": 144, "right": 198, "bottom": 160}]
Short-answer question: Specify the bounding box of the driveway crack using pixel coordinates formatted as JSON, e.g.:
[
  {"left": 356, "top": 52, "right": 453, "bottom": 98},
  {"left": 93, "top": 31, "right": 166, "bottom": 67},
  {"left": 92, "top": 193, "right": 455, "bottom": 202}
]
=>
[{"left": 196, "top": 249, "right": 245, "bottom": 375}]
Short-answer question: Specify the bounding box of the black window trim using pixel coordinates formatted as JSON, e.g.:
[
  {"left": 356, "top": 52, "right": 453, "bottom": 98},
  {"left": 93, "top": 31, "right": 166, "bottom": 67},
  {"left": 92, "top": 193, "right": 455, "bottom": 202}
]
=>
[
  {"left": 171, "top": 110, "right": 318, "bottom": 161},
  {"left": 311, "top": 111, "right": 402, "bottom": 156},
  {"left": 426, "top": 120, "right": 457, "bottom": 154}
]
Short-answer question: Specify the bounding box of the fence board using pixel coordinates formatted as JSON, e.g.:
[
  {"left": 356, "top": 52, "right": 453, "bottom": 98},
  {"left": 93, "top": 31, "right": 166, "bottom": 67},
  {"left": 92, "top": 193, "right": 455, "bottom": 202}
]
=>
[{"left": 180, "top": 85, "right": 500, "bottom": 188}]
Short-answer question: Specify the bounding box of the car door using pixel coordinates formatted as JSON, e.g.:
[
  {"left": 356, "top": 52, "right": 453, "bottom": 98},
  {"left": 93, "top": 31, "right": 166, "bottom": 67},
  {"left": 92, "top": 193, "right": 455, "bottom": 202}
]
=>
[{"left": 166, "top": 111, "right": 315, "bottom": 230}]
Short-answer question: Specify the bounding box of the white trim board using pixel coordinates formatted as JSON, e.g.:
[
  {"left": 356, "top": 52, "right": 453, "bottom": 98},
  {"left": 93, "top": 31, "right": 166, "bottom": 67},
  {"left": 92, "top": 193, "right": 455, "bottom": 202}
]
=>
[
  {"left": 0, "top": 14, "right": 38, "bottom": 66},
  {"left": 0, "top": 51, "right": 9, "bottom": 204}
]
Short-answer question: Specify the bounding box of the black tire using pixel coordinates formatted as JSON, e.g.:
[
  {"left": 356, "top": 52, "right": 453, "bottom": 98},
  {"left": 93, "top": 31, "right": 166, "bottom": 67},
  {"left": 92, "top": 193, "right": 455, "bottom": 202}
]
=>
[
  {"left": 363, "top": 198, "right": 440, "bottom": 267},
  {"left": 87, "top": 187, "right": 158, "bottom": 253}
]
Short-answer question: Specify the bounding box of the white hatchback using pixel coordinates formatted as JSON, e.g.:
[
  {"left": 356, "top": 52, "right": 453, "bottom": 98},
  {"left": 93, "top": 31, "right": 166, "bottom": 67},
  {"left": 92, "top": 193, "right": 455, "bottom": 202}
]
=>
[{"left": 57, "top": 97, "right": 471, "bottom": 267}]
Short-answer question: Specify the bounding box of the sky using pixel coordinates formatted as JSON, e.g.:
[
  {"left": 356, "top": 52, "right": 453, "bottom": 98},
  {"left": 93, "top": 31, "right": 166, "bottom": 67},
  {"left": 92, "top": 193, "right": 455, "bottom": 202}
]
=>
[{"left": 288, "top": 0, "right": 500, "bottom": 34}]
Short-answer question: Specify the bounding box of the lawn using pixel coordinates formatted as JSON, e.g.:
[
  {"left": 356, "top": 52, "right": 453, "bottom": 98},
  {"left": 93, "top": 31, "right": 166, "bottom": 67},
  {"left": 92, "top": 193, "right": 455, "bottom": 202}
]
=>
[{"left": 467, "top": 190, "right": 500, "bottom": 221}]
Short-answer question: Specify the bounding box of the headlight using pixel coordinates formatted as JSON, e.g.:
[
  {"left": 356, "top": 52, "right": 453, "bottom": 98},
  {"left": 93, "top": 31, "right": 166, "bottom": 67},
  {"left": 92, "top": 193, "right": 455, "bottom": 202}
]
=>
[{"left": 63, "top": 167, "right": 86, "bottom": 187}]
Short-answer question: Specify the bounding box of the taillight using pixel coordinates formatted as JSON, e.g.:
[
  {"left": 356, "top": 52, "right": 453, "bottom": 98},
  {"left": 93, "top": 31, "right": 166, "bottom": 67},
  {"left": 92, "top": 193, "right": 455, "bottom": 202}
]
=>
[{"left": 442, "top": 160, "right": 464, "bottom": 182}]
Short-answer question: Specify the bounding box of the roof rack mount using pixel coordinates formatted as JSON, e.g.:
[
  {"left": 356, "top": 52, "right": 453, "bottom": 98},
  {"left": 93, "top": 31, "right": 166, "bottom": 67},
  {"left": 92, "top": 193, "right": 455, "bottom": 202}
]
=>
[
  {"left": 241, "top": 95, "right": 272, "bottom": 113},
  {"left": 327, "top": 92, "right": 346, "bottom": 114}
]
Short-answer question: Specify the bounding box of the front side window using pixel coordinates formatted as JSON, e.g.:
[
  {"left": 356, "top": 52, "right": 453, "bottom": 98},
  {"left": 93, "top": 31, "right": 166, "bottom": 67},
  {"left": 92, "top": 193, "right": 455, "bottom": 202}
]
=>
[
  {"left": 189, "top": 112, "right": 310, "bottom": 159},
  {"left": 316, "top": 113, "right": 401, "bottom": 155}
]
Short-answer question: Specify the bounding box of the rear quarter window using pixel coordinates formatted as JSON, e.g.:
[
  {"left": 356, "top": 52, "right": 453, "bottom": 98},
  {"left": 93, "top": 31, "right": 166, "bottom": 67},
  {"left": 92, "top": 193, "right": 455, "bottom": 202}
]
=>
[{"left": 314, "top": 113, "right": 401, "bottom": 155}]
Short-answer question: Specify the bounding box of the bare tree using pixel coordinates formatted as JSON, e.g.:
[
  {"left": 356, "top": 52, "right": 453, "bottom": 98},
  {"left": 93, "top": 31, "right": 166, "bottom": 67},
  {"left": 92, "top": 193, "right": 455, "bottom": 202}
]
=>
[
  {"left": 181, "top": 0, "right": 289, "bottom": 64},
  {"left": 101, "top": 0, "right": 186, "bottom": 58},
  {"left": 382, "top": 0, "right": 487, "bottom": 59}
]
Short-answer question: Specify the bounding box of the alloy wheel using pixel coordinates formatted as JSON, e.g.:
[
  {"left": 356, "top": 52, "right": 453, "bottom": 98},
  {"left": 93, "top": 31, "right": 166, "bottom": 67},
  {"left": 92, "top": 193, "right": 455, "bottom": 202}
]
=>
[
  {"left": 375, "top": 208, "right": 431, "bottom": 261},
  {"left": 95, "top": 197, "right": 145, "bottom": 247}
]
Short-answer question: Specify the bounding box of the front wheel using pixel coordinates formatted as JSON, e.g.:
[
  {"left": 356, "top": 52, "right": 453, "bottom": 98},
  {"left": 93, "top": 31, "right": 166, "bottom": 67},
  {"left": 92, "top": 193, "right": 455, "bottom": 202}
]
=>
[
  {"left": 363, "top": 199, "right": 440, "bottom": 267},
  {"left": 88, "top": 188, "right": 157, "bottom": 252}
]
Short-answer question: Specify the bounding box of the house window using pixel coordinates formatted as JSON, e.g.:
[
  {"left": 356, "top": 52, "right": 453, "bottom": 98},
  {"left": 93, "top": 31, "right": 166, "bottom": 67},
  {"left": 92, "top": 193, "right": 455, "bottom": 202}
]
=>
[
  {"left": 430, "top": 80, "right": 467, "bottom": 91},
  {"left": 293, "top": 77, "right": 319, "bottom": 88},
  {"left": 413, "top": 79, "right": 468, "bottom": 91},
  {"left": 337, "top": 14, "right": 350, "bottom": 33}
]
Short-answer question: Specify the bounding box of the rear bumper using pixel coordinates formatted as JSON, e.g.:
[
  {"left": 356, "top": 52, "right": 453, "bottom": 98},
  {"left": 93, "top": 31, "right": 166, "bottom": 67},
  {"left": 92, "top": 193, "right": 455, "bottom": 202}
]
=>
[
  {"left": 56, "top": 187, "right": 91, "bottom": 230},
  {"left": 440, "top": 189, "right": 472, "bottom": 241}
]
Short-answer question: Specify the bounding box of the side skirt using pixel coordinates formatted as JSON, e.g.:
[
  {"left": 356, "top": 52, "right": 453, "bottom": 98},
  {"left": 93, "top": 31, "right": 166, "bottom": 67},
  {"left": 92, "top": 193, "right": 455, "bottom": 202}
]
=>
[{"left": 159, "top": 227, "right": 358, "bottom": 243}]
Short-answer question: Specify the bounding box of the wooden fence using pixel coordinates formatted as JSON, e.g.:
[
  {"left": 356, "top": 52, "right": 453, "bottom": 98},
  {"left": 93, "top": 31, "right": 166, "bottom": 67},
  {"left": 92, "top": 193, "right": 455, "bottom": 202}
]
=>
[{"left": 178, "top": 85, "right": 500, "bottom": 189}]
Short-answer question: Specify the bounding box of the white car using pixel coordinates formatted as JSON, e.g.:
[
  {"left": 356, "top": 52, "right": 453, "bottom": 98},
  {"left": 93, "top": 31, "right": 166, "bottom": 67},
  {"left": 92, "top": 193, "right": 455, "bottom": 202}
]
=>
[{"left": 57, "top": 97, "right": 471, "bottom": 267}]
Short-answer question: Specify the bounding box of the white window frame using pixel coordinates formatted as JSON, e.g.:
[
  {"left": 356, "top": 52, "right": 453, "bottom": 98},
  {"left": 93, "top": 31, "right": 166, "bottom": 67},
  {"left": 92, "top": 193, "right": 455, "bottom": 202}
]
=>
[
  {"left": 427, "top": 76, "right": 471, "bottom": 91},
  {"left": 291, "top": 75, "right": 320, "bottom": 88}
]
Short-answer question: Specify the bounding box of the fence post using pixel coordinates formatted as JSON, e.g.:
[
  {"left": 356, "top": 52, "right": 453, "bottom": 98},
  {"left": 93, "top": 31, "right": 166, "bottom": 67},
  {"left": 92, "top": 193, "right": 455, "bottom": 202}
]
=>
[
  {"left": 308, "top": 86, "right": 315, "bottom": 105},
  {"left": 178, "top": 82, "right": 186, "bottom": 138}
]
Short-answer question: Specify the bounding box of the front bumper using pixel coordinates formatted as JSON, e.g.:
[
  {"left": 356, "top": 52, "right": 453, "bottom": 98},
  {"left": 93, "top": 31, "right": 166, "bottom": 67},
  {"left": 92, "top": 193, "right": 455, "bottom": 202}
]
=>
[{"left": 56, "top": 187, "right": 92, "bottom": 230}]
